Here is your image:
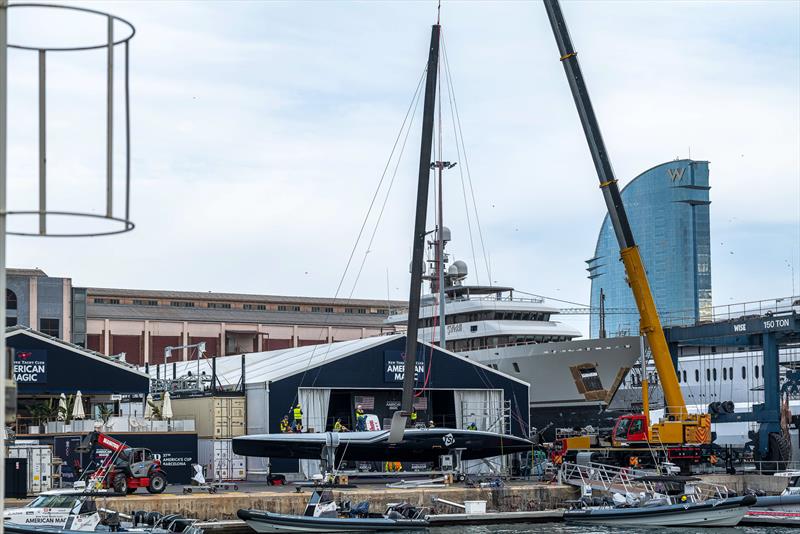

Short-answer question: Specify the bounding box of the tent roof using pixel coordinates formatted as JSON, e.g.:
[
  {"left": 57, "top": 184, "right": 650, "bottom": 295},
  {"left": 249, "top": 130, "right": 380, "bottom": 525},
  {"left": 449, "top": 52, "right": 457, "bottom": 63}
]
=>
[
  {"left": 148, "top": 334, "right": 528, "bottom": 387},
  {"left": 6, "top": 326, "right": 149, "bottom": 378}
]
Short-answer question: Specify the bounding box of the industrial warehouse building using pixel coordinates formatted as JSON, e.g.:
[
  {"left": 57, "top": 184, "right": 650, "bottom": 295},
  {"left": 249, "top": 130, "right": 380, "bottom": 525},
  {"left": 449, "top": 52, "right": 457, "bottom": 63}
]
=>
[
  {"left": 5, "top": 268, "right": 404, "bottom": 365},
  {"left": 149, "top": 334, "right": 530, "bottom": 475}
]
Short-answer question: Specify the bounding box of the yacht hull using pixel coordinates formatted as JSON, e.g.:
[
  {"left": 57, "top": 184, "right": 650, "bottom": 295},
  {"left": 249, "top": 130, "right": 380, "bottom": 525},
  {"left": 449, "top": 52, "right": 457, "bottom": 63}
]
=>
[
  {"left": 233, "top": 429, "right": 533, "bottom": 462},
  {"left": 465, "top": 337, "right": 641, "bottom": 411}
]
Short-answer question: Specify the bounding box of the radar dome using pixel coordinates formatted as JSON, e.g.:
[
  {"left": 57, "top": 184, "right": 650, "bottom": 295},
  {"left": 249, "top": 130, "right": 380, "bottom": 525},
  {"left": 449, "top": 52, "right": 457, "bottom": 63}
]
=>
[
  {"left": 452, "top": 260, "right": 468, "bottom": 277},
  {"left": 439, "top": 226, "right": 451, "bottom": 243}
]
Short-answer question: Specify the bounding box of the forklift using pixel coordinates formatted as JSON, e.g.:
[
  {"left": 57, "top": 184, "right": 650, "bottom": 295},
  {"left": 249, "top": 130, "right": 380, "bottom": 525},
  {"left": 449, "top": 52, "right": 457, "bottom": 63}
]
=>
[{"left": 76, "top": 431, "right": 168, "bottom": 494}]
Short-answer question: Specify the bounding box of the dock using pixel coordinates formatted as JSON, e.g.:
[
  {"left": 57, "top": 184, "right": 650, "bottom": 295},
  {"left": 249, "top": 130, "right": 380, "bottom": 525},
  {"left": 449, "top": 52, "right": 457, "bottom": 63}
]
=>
[{"left": 4, "top": 481, "right": 576, "bottom": 523}]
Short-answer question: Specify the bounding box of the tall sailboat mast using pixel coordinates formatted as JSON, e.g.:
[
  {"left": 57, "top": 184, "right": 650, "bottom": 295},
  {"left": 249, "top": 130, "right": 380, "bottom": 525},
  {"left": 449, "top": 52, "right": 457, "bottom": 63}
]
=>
[{"left": 401, "top": 23, "right": 440, "bottom": 414}]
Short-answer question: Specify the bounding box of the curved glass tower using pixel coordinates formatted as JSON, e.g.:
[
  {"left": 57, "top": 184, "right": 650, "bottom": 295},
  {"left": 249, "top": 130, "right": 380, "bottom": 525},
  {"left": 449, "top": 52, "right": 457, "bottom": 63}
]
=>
[{"left": 588, "top": 159, "right": 712, "bottom": 338}]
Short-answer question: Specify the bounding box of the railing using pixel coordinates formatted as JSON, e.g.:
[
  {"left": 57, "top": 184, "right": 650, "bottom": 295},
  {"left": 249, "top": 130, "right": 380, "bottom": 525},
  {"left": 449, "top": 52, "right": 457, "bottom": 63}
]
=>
[
  {"left": 558, "top": 296, "right": 799, "bottom": 327},
  {"left": 560, "top": 461, "right": 652, "bottom": 496},
  {"left": 13, "top": 415, "right": 197, "bottom": 435},
  {"left": 560, "top": 461, "right": 730, "bottom": 504},
  {"left": 389, "top": 295, "right": 548, "bottom": 317},
  {"left": 662, "top": 296, "right": 799, "bottom": 327}
]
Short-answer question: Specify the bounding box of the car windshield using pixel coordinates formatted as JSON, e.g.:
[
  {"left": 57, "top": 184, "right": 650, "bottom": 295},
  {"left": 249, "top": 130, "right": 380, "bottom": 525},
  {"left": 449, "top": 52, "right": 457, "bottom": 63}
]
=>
[{"left": 28, "top": 495, "right": 80, "bottom": 508}]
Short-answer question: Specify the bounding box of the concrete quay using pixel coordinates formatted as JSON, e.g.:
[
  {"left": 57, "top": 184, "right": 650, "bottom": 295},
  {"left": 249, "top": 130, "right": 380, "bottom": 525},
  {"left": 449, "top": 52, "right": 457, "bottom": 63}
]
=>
[{"left": 83, "top": 482, "right": 576, "bottom": 521}]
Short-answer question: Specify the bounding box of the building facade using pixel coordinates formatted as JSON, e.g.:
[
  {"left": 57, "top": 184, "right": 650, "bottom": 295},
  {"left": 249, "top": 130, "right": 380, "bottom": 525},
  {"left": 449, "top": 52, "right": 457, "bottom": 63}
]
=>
[
  {"left": 6, "top": 269, "right": 404, "bottom": 365},
  {"left": 587, "top": 159, "right": 712, "bottom": 337},
  {"left": 6, "top": 269, "right": 72, "bottom": 339}
]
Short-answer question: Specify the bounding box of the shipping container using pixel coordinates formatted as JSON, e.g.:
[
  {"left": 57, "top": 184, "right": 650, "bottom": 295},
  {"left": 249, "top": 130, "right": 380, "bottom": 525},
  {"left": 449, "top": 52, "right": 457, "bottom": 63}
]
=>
[
  {"left": 198, "top": 439, "right": 246, "bottom": 481},
  {"left": 169, "top": 396, "right": 245, "bottom": 438},
  {"left": 8, "top": 445, "right": 53, "bottom": 494}
]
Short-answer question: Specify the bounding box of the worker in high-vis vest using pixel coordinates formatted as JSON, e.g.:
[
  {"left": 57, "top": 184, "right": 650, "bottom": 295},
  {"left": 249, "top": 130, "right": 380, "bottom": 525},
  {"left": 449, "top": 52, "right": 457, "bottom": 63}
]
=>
[
  {"left": 333, "top": 418, "right": 348, "bottom": 432},
  {"left": 293, "top": 403, "right": 303, "bottom": 430},
  {"left": 355, "top": 405, "right": 366, "bottom": 432},
  {"left": 408, "top": 408, "right": 417, "bottom": 428},
  {"left": 279, "top": 415, "right": 290, "bottom": 433}
]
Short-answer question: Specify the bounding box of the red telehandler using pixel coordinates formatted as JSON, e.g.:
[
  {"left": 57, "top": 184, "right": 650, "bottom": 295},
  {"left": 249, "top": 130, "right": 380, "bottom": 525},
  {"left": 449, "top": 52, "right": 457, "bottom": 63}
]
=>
[{"left": 76, "top": 431, "right": 168, "bottom": 494}]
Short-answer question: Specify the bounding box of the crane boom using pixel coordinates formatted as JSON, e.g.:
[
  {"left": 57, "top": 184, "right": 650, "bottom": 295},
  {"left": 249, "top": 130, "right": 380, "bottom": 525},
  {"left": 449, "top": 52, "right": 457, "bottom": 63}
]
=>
[{"left": 542, "top": 0, "right": 688, "bottom": 419}]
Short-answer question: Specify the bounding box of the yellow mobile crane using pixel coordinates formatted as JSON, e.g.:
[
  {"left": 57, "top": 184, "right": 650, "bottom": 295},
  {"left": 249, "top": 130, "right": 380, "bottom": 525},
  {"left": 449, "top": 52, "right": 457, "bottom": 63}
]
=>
[{"left": 543, "top": 0, "right": 711, "bottom": 457}]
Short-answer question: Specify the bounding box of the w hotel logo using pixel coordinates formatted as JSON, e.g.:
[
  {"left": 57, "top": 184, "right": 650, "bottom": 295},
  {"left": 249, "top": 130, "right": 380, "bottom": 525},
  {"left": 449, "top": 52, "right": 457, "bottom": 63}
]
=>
[{"left": 667, "top": 167, "right": 686, "bottom": 182}]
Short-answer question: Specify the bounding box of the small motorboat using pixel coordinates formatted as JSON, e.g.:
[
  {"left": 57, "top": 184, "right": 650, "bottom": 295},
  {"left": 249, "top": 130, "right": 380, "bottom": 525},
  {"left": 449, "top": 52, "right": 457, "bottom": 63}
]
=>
[
  {"left": 3, "top": 487, "right": 200, "bottom": 534},
  {"left": 564, "top": 494, "right": 756, "bottom": 527},
  {"left": 237, "top": 489, "right": 429, "bottom": 533},
  {"left": 740, "top": 470, "right": 800, "bottom": 526}
]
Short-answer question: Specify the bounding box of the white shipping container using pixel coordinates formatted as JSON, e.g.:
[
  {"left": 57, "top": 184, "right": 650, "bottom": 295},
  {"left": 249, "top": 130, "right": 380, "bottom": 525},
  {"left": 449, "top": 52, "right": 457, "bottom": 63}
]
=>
[
  {"left": 9, "top": 445, "right": 53, "bottom": 494},
  {"left": 198, "top": 439, "right": 246, "bottom": 481}
]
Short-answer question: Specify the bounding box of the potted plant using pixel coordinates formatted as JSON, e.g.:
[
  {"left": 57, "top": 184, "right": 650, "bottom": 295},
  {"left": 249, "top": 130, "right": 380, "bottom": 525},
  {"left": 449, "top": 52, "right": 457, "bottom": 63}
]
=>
[
  {"left": 97, "top": 405, "right": 114, "bottom": 431},
  {"left": 27, "top": 400, "right": 57, "bottom": 434}
]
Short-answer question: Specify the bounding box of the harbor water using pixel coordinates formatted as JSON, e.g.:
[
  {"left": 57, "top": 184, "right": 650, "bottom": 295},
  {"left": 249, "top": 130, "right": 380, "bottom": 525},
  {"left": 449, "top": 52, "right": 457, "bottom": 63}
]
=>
[{"left": 431, "top": 525, "right": 796, "bottom": 534}]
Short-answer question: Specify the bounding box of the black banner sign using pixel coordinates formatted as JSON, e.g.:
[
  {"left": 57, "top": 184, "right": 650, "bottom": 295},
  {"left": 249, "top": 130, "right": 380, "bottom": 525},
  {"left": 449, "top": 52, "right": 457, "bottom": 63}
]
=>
[{"left": 13, "top": 350, "right": 48, "bottom": 383}]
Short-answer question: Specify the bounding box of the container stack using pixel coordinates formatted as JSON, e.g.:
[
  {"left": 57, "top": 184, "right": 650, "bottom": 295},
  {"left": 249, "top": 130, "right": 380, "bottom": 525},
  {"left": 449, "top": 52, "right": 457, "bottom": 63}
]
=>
[{"left": 170, "top": 396, "right": 246, "bottom": 481}]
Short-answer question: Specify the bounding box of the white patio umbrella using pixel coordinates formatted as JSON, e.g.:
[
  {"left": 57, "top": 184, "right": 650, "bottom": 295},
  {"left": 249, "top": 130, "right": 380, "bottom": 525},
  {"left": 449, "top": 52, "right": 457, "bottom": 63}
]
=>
[
  {"left": 72, "top": 390, "right": 85, "bottom": 420},
  {"left": 57, "top": 393, "right": 67, "bottom": 421},
  {"left": 144, "top": 393, "right": 154, "bottom": 420},
  {"left": 161, "top": 391, "right": 173, "bottom": 420}
]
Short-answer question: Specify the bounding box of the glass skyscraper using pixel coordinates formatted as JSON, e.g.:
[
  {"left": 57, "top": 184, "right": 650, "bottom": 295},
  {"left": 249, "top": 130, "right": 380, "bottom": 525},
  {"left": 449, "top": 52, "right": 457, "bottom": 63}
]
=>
[{"left": 587, "top": 159, "right": 712, "bottom": 338}]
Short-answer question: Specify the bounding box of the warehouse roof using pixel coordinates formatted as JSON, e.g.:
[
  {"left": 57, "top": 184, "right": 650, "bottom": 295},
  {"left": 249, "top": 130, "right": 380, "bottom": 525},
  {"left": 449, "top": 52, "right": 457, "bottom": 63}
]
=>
[
  {"left": 87, "top": 303, "right": 396, "bottom": 327},
  {"left": 147, "top": 334, "right": 528, "bottom": 387},
  {"left": 86, "top": 286, "right": 406, "bottom": 308}
]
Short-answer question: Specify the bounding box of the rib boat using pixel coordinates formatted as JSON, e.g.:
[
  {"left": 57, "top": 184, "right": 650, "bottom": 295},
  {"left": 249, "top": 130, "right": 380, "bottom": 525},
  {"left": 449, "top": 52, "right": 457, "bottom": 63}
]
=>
[
  {"left": 564, "top": 494, "right": 756, "bottom": 527},
  {"left": 740, "top": 471, "right": 800, "bottom": 526},
  {"left": 238, "top": 489, "right": 428, "bottom": 533}
]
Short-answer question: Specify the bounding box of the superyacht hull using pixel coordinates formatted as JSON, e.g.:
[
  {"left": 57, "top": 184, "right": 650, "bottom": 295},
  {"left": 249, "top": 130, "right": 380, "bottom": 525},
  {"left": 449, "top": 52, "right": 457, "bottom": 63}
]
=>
[{"left": 462, "top": 337, "right": 641, "bottom": 411}]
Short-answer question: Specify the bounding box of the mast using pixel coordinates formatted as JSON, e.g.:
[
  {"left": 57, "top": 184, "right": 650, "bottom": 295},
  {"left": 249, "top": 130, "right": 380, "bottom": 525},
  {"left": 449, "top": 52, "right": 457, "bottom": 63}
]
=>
[{"left": 402, "top": 23, "right": 440, "bottom": 414}]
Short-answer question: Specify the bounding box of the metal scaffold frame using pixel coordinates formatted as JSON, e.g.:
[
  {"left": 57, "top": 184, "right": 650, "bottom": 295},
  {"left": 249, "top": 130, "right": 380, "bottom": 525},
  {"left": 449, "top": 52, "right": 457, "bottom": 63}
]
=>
[{"left": 0, "top": 6, "right": 137, "bottom": 528}]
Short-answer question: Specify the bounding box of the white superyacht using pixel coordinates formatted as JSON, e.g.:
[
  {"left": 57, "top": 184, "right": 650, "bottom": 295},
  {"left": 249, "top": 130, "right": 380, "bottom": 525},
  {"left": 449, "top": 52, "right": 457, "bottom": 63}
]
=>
[{"left": 386, "top": 230, "right": 641, "bottom": 434}]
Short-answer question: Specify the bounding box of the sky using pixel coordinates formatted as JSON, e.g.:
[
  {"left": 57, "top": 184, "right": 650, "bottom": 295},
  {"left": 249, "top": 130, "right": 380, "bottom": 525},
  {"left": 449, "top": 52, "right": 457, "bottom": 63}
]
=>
[{"left": 4, "top": 0, "right": 800, "bottom": 336}]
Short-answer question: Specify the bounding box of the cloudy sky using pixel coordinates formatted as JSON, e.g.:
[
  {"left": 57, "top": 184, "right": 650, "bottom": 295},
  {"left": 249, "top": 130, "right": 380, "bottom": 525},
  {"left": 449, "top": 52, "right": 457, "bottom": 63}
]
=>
[{"left": 5, "top": 0, "right": 799, "bottom": 334}]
